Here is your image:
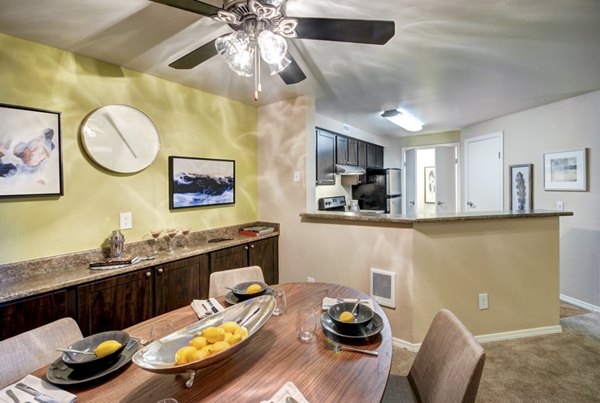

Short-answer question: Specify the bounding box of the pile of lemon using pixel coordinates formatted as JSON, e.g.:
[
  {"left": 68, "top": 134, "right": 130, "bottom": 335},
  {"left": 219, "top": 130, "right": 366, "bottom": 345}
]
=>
[{"left": 174, "top": 321, "right": 249, "bottom": 365}]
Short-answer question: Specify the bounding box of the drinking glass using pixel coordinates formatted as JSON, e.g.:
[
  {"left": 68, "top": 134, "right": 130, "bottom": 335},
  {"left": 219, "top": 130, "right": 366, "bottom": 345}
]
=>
[
  {"left": 181, "top": 227, "right": 191, "bottom": 249},
  {"left": 150, "top": 320, "right": 174, "bottom": 341},
  {"left": 149, "top": 229, "right": 163, "bottom": 254},
  {"left": 272, "top": 289, "right": 286, "bottom": 316},
  {"left": 296, "top": 306, "right": 317, "bottom": 343},
  {"left": 165, "top": 228, "right": 178, "bottom": 253}
]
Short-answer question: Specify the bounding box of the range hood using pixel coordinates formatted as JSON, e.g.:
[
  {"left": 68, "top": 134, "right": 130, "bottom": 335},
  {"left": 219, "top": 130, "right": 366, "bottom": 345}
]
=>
[{"left": 336, "top": 164, "right": 366, "bottom": 175}]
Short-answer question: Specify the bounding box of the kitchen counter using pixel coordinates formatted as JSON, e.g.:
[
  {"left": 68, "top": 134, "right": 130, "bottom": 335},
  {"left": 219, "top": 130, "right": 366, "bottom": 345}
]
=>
[
  {"left": 0, "top": 223, "right": 279, "bottom": 304},
  {"left": 301, "top": 209, "right": 572, "bottom": 225}
]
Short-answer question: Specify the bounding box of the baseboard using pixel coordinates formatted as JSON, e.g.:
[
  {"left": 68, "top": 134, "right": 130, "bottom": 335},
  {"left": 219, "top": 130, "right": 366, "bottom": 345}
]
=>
[
  {"left": 392, "top": 325, "right": 563, "bottom": 350},
  {"left": 560, "top": 294, "right": 600, "bottom": 313}
]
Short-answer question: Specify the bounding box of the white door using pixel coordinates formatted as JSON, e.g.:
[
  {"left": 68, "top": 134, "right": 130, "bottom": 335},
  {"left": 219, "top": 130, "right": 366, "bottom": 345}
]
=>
[
  {"left": 404, "top": 148, "right": 417, "bottom": 215},
  {"left": 435, "top": 146, "right": 457, "bottom": 214},
  {"left": 464, "top": 132, "right": 503, "bottom": 211}
]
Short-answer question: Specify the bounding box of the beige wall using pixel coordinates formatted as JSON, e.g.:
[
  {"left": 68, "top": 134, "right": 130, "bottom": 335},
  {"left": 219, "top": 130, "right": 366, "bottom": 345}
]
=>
[
  {"left": 462, "top": 90, "right": 600, "bottom": 309},
  {"left": 0, "top": 34, "right": 258, "bottom": 265}
]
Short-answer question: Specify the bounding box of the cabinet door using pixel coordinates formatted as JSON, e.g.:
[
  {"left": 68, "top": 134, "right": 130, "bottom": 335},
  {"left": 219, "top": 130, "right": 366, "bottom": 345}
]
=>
[
  {"left": 316, "top": 129, "right": 336, "bottom": 185},
  {"left": 376, "top": 145, "right": 384, "bottom": 168},
  {"left": 210, "top": 245, "right": 249, "bottom": 273},
  {"left": 358, "top": 142, "right": 367, "bottom": 169},
  {"left": 336, "top": 136, "right": 348, "bottom": 165},
  {"left": 248, "top": 237, "right": 279, "bottom": 285},
  {"left": 155, "top": 255, "right": 208, "bottom": 316},
  {"left": 367, "top": 143, "right": 385, "bottom": 168},
  {"left": 347, "top": 138, "right": 358, "bottom": 166},
  {"left": 0, "top": 290, "right": 68, "bottom": 341},
  {"left": 77, "top": 270, "right": 153, "bottom": 336}
]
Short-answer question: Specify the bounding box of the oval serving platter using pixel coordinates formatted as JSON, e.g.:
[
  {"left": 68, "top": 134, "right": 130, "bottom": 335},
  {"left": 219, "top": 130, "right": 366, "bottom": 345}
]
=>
[{"left": 133, "top": 295, "right": 275, "bottom": 374}]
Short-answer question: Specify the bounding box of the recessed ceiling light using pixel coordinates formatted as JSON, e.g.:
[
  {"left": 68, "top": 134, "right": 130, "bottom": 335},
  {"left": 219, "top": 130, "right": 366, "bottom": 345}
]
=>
[{"left": 381, "top": 109, "right": 423, "bottom": 132}]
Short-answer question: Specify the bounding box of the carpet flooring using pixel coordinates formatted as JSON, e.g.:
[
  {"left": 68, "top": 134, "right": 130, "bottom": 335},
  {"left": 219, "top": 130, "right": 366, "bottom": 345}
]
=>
[{"left": 389, "top": 312, "right": 600, "bottom": 402}]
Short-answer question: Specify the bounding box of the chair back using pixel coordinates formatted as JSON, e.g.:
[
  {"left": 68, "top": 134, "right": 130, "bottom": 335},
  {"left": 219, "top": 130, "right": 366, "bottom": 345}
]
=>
[
  {"left": 0, "top": 317, "right": 83, "bottom": 387},
  {"left": 408, "top": 309, "right": 486, "bottom": 403},
  {"left": 209, "top": 266, "right": 265, "bottom": 298}
]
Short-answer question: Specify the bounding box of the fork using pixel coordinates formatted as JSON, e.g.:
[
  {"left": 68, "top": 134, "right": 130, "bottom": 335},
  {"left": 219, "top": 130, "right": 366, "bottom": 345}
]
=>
[
  {"left": 324, "top": 338, "right": 379, "bottom": 356},
  {"left": 130, "top": 336, "right": 151, "bottom": 346}
]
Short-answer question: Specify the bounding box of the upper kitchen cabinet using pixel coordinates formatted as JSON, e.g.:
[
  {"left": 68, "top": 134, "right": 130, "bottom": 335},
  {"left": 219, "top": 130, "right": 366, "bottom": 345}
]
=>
[
  {"left": 367, "top": 143, "right": 384, "bottom": 169},
  {"left": 358, "top": 141, "right": 367, "bottom": 169},
  {"left": 316, "top": 129, "right": 336, "bottom": 185},
  {"left": 336, "top": 136, "right": 358, "bottom": 166}
]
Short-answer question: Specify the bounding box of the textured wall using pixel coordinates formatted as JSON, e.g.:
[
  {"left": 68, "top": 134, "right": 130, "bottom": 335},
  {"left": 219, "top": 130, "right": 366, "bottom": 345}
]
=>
[{"left": 0, "top": 34, "right": 258, "bottom": 265}]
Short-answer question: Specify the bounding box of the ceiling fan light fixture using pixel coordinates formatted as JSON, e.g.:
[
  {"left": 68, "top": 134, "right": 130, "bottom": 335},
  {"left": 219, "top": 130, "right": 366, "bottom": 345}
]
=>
[
  {"left": 266, "top": 54, "right": 291, "bottom": 75},
  {"left": 381, "top": 109, "right": 423, "bottom": 132},
  {"left": 215, "top": 32, "right": 255, "bottom": 77},
  {"left": 261, "top": 0, "right": 285, "bottom": 7},
  {"left": 257, "top": 30, "right": 288, "bottom": 64}
]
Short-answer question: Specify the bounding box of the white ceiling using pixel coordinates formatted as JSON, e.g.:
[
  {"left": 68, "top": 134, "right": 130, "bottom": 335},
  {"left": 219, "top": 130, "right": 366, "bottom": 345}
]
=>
[{"left": 1, "top": 0, "right": 600, "bottom": 137}]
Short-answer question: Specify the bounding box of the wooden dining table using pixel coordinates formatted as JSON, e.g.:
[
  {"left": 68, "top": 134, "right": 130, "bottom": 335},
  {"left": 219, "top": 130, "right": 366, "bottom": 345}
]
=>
[{"left": 33, "top": 282, "right": 392, "bottom": 402}]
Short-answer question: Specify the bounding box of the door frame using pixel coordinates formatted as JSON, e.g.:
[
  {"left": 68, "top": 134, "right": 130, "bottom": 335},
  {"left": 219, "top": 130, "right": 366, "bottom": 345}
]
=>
[{"left": 463, "top": 132, "right": 503, "bottom": 211}]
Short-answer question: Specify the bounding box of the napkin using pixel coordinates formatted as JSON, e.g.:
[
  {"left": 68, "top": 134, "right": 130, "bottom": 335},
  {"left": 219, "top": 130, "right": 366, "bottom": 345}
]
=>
[
  {"left": 322, "top": 297, "right": 375, "bottom": 311},
  {"left": 191, "top": 298, "right": 225, "bottom": 319},
  {"left": 261, "top": 381, "right": 309, "bottom": 403},
  {"left": 0, "top": 374, "right": 76, "bottom": 403}
]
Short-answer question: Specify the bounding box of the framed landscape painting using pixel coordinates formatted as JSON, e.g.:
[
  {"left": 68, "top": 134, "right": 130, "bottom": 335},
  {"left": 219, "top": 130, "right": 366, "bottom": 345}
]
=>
[
  {"left": 544, "top": 149, "right": 587, "bottom": 191},
  {"left": 169, "top": 156, "right": 235, "bottom": 209},
  {"left": 509, "top": 164, "right": 533, "bottom": 211},
  {"left": 0, "top": 103, "right": 63, "bottom": 199}
]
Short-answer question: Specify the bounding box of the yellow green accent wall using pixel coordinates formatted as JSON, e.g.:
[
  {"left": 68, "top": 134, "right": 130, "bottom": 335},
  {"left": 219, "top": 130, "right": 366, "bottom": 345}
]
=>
[{"left": 0, "top": 33, "right": 258, "bottom": 265}]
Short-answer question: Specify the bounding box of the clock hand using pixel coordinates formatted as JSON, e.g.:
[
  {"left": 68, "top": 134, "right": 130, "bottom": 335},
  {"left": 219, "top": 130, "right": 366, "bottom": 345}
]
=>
[{"left": 103, "top": 112, "right": 138, "bottom": 158}]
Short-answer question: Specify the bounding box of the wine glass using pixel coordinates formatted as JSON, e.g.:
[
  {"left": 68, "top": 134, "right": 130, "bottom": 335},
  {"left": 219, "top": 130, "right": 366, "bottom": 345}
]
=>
[
  {"left": 149, "top": 229, "right": 163, "bottom": 254},
  {"left": 165, "top": 228, "right": 178, "bottom": 253},
  {"left": 181, "top": 227, "right": 191, "bottom": 249}
]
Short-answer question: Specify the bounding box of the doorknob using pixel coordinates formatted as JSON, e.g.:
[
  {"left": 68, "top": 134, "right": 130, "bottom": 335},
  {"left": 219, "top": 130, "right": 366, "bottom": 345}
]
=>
[
  {"left": 409, "top": 201, "right": 415, "bottom": 206},
  {"left": 437, "top": 201, "right": 446, "bottom": 206},
  {"left": 467, "top": 201, "right": 475, "bottom": 207}
]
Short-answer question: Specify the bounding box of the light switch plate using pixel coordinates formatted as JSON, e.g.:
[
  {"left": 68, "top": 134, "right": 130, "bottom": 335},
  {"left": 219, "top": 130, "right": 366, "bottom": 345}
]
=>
[
  {"left": 293, "top": 170, "right": 301, "bottom": 182},
  {"left": 120, "top": 212, "right": 132, "bottom": 230},
  {"left": 556, "top": 201, "right": 564, "bottom": 211}
]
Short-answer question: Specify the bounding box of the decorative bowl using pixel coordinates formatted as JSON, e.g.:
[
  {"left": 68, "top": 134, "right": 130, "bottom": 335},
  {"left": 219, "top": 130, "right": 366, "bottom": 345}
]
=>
[
  {"left": 132, "top": 294, "right": 275, "bottom": 374},
  {"left": 230, "top": 281, "right": 268, "bottom": 301},
  {"left": 62, "top": 330, "right": 130, "bottom": 372},
  {"left": 328, "top": 301, "right": 374, "bottom": 332}
]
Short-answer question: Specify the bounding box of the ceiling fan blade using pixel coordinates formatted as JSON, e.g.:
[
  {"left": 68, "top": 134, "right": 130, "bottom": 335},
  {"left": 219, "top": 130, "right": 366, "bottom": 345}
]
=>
[
  {"left": 294, "top": 17, "right": 395, "bottom": 45},
  {"left": 149, "top": 0, "right": 220, "bottom": 17},
  {"left": 169, "top": 39, "right": 218, "bottom": 69},
  {"left": 279, "top": 54, "right": 306, "bottom": 85}
]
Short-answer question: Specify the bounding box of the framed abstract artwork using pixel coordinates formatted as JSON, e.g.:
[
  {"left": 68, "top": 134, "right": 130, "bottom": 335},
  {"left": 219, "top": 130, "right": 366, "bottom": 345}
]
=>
[
  {"left": 509, "top": 164, "right": 533, "bottom": 211},
  {"left": 0, "top": 103, "right": 63, "bottom": 199},
  {"left": 169, "top": 156, "right": 235, "bottom": 209},
  {"left": 543, "top": 149, "right": 587, "bottom": 191},
  {"left": 424, "top": 166, "right": 436, "bottom": 204}
]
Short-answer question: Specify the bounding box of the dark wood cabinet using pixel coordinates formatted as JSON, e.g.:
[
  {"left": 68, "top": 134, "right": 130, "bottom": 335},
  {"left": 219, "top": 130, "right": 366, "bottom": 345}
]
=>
[
  {"left": 154, "top": 255, "right": 208, "bottom": 316},
  {"left": 358, "top": 141, "right": 367, "bottom": 169},
  {"left": 367, "top": 143, "right": 384, "bottom": 168},
  {"left": 210, "top": 237, "right": 279, "bottom": 285},
  {"left": 0, "top": 290, "right": 70, "bottom": 341},
  {"left": 336, "top": 136, "right": 358, "bottom": 166},
  {"left": 316, "top": 129, "right": 336, "bottom": 185},
  {"left": 347, "top": 138, "right": 358, "bottom": 165}
]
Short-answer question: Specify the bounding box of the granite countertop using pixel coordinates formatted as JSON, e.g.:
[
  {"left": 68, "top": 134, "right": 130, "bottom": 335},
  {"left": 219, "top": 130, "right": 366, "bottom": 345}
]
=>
[
  {"left": 300, "top": 209, "right": 573, "bottom": 225},
  {"left": 0, "top": 223, "right": 279, "bottom": 304}
]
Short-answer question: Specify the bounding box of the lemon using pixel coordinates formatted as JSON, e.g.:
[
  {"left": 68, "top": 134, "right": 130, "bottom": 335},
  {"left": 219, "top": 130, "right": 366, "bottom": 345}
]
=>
[
  {"left": 189, "top": 336, "right": 207, "bottom": 349},
  {"left": 219, "top": 321, "right": 240, "bottom": 334},
  {"left": 94, "top": 340, "right": 122, "bottom": 357},
  {"left": 210, "top": 341, "right": 230, "bottom": 355},
  {"left": 188, "top": 348, "right": 210, "bottom": 363},
  {"left": 228, "top": 333, "right": 243, "bottom": 346},
  {"left": 202, "top": 326, "right": 226, "bottom": 343},
  {"left": 174, "top": 346, "right": 197, "bottom": 365},
  {"left": 339, "top": 311, "right": 354, "bottom": 323},
  {"left": 223, "top": 332, "right": 233, "bottom": 343},
  {"left": 234, "top": 326, "right": 249, "bottom": 339},
  {"left": 246, "top": 283, "right": 262, "bottom": 294}
]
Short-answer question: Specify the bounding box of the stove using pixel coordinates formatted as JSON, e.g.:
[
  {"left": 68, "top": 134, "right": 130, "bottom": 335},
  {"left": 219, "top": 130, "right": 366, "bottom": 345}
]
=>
[{"left": 318, "top": 196, "right": 347, "bottom": 211}]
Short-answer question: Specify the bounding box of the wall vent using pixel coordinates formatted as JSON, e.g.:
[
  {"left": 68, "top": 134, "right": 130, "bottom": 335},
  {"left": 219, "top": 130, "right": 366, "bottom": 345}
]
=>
[{"left": 370, "top": 268, "right": 396, "bottom": 308}]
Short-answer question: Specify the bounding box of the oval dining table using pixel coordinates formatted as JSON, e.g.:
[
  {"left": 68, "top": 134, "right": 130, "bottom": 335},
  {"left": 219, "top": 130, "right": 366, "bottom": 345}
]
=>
[{"left": 33, "top": 282, "right": 392, "bottom": 402}]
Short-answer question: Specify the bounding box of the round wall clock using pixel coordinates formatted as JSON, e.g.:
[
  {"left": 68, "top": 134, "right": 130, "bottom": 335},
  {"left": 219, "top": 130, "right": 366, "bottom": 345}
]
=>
[{"left": 81, "top": 104, "right": 160, "bottom": 174}]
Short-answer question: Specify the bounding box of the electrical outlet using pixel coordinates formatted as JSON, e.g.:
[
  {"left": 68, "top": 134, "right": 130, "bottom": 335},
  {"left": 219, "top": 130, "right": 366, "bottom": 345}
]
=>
[
  {"left": 119, "top": 212, "right": 132, "bottom": 230},
  {"left": 307, "top": 276, "right": 315, "bottom": 283},
  {"left": 556, "top": 201, "right": 564, "bottom": 211},
  {"left": 478, "top": 293, "right": 489, "bottom": 310}
]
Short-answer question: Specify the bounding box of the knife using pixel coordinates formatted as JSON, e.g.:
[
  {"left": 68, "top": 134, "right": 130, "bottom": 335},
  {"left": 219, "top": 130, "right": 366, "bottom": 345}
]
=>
[
  {"left": 14, "top": 383, "right": 59, "bottom": 403},
  {"left": 206, "top": 299, "right": 219, "bottom": 313}
]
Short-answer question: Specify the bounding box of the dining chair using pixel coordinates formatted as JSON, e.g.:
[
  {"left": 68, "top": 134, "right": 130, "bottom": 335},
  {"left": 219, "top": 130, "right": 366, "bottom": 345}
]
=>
[
  {"left": 0, "top": 317, "right": 83, "bottom": 387},
  {"left": 383, "top": 309, "right": 486, "bottom": 403},
  {"left": 209, "top": 265, "right": 265, "bottom": 298}
]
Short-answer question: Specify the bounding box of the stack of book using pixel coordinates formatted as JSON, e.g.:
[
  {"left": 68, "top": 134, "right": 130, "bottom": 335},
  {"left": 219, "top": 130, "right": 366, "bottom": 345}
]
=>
[{"left": 239, "top": 226, "right": 275, "bottom": 237}]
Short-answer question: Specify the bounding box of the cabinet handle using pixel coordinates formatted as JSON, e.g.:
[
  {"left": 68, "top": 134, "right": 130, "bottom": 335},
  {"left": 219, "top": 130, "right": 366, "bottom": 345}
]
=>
[
  {"left": 244, "top": 246, "right": 249, "bottom": 250},
  {"left": 145, "top": 271, "right": 152, "bottom": 278},
  {"left": 250, "top": 244, "right": 255, "bottom": 249},
  {"left": 157, "top": 268, "right": 164, "bottom": 274}
]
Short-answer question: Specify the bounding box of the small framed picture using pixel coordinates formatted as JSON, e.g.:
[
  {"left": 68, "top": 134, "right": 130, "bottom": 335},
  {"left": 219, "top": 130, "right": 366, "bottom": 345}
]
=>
[
  {"left": 509, "top": 164, "right": 533, "bottom": 211},
  {"left": 424, "top": 166, "right": 436, "bottom": 204},
  {"left": 543, "top": 149, "right": 587, "bottom": 191},
  {"left": 0, "top": 103, "right": 63, "bottom": 199},
  {"left": 169, "top": 156, "right": 235, "bottom": 209}
]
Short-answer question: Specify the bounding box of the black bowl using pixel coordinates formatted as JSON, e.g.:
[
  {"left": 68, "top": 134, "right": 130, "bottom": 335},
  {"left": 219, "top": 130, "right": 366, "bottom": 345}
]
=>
[
  {"left": 328, "top": 302, "right": 374, "bottom": 332},
  {"left": 62, "top": 330, "right": 130, "bottom": 372},
  {"left": 231, "top": 281, "right": 268, "bottom": 301}
]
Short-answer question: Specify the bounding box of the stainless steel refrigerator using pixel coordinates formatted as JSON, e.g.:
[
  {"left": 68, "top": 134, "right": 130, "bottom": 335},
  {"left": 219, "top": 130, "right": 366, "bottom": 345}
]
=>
[{"left": 352, "top": 168, "right": 402, "bottom": 214}]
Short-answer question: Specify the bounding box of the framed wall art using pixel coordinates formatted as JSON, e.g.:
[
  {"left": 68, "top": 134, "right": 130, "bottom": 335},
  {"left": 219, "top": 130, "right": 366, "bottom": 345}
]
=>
[
  {"left": 169, "top": 156, "right": 235, "bottom": 209},
  {"left": 0, "top": 103, "right": 63, "bottom": 199},
  {"left": 509, "top": 164, "right": 533, "bottom": 211},
  {"left": 543, "top": 149, "right": 587, "bottom": 191},
  {"left": 424, "top": 166, "right": 436, "bottom": 204}
]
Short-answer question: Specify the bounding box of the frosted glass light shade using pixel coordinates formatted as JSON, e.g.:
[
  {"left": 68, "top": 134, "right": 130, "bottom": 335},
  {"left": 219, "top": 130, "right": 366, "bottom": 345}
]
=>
[
  {"left": 381, "top": 109, "right": 423, "bottom": 132},
  {"left": 257, "top": 30, "right": 287, "bottom": 64},
  {"left": 266, "top": 54, "right": 291, "bottom": 75},
  {"left": 216, "top": 31, "right": 255, "bottom": 77}
]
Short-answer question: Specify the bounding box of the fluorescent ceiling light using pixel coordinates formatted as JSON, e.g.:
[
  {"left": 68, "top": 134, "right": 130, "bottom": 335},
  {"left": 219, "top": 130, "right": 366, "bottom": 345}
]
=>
[{"left": 381, "top": 109, "right": 423, "bottom": 132}]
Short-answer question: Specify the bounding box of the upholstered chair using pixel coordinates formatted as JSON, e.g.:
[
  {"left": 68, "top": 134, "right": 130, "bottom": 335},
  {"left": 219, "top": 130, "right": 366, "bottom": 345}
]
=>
[{"left": 208, "top": 265, "right": 265, "bottom": 298}]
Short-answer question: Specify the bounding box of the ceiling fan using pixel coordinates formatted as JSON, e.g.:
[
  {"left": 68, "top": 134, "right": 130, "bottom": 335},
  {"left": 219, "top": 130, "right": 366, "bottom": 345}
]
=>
[{"left": 150, "top": 0, "right": 395, "bottom": 100}]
